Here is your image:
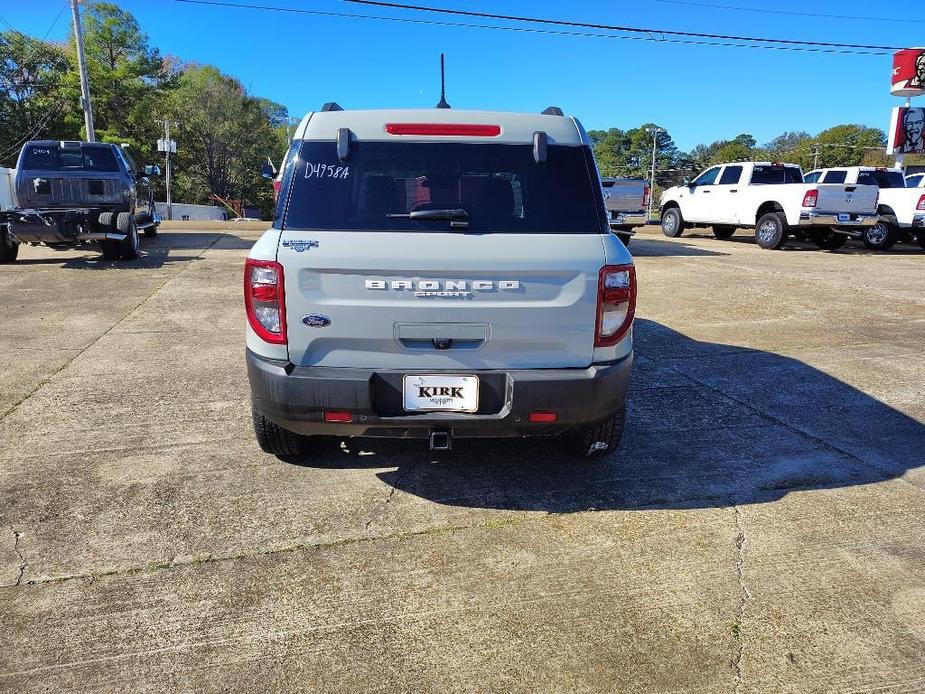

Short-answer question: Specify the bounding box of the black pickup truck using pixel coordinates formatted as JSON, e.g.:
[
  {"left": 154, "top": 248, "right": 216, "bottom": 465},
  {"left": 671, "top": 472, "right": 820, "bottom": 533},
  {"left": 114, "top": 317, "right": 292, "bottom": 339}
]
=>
[{"left": 0, "top": 140, "right": 161, "bottom": 263}]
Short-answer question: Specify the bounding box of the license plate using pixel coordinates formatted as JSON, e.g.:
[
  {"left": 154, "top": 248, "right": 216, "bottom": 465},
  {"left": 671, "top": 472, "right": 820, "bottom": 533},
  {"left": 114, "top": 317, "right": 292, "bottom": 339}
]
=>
[
  {"left": 403, "top": 375, "right": 479, "bottom": 413},
  {"left": 837, "top": 213, "right": 850, "bottom": 223}
]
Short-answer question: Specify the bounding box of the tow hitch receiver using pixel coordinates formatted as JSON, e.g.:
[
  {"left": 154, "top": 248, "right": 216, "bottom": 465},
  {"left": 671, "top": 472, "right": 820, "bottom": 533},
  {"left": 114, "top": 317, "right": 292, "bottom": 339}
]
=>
[{"left": 429, "top": 430, "right": 452, "bottom": 451}]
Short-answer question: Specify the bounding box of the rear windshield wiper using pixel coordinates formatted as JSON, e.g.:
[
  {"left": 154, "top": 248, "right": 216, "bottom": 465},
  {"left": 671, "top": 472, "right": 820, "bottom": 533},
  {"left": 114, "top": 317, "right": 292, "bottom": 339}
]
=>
[{"left": 387, "top": 208, "right": 469, "bottom": 229}]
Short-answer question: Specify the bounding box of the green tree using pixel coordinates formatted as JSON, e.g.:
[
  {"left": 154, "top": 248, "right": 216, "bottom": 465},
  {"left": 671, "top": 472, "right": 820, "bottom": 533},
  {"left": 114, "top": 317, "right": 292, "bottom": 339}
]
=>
[
  {"left": 166, "top": 64, "right": 285, "bottom": 216},
  {"left": 0, "top": 30, "right": 78, "bottom": 166},
  {"left": 812, "top": 124, "right": 886, "bottom": 169}
]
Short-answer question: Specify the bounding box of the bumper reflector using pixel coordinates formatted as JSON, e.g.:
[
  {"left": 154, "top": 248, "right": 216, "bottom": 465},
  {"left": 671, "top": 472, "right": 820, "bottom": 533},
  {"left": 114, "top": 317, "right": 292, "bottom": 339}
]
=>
[
  {"left": 324, "top": 411, "right": 353, "bottom": 423},
  {"left": 529, "top": 412, "right": 558, "bottom": 423}
]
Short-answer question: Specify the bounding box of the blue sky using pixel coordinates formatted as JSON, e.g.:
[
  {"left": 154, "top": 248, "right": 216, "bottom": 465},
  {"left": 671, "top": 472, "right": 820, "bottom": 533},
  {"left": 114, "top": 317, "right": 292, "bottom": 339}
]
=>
[{"left": 2, "top": 0, "right": 919, "bottom": 150}]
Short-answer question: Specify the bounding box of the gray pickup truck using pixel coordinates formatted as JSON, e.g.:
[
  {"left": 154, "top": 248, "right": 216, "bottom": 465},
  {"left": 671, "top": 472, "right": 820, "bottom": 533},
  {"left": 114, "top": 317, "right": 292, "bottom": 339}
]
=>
[
  {"left": 245, "top": 104, "right": 636, "bottom": 459},
  {"left": 601, "top": 177, "right": 649, "bottom": 246},
  {"left": 0, "top": 140, "right": 160, "bottom": 263}
]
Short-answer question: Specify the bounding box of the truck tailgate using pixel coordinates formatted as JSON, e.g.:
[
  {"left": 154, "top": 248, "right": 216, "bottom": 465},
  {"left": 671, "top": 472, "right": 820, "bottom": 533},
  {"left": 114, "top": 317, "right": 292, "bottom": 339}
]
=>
[
  {"left": 281, "top": 231, "right": 604, "bottom": 370},
  {"left": 815, "top": 183, "right": 878, "bottom": 213}
]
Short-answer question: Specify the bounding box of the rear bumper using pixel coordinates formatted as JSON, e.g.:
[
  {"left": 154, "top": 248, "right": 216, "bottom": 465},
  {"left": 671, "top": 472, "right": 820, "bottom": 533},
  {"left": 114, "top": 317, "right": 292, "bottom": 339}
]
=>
[
  {"left": 1, "top": 207, "right": 127, "bottom": 244},
  {"left": 608, "top": 210, "right": 647, "bottom": 228},
  {"left": 247, "top": 349, "right": 633, "bottom": 439},
  {"left": 797, "top": 211, "right": 878, "bottom": 227}
]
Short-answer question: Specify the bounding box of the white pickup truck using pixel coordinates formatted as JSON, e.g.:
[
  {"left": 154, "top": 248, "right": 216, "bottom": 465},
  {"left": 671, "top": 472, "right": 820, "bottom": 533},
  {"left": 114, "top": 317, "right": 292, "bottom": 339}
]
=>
[
  {"left": 804, "top": 167, "right": 925, "bottom": 251},
  {"left": 659, "top": 161, "right": 879, "bottom": 250},
  {"left": 601, "top": 177, "right": 648, "bottom": 246}
]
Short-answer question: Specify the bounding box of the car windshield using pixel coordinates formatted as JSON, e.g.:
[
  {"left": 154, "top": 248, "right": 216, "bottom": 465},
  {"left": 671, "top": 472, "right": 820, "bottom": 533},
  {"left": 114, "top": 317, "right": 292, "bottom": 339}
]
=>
[
  {"left": 21, "top": 144, "right": 119, "bottom": 172},
  {"left": 282, "top": 141, "right": 604, "bottom": 233},
  {"left": 750, "top": 165, "right": 803, "bottom": 184}
]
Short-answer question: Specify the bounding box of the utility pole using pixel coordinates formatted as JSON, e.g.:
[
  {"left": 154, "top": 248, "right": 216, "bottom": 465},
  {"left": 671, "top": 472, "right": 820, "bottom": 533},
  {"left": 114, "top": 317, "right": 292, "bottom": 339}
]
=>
[
  {"left": 812, "top": 144, "right": 820, "bottom": 170},
  {"left": 156, "top": 121, "right": 177, "bottom": 221},
  {"left": 645, "top": 127, "right": 664, "bottom": 223},
  {"left": 70, "top": 0, "right": 95, "bottom": 142}
]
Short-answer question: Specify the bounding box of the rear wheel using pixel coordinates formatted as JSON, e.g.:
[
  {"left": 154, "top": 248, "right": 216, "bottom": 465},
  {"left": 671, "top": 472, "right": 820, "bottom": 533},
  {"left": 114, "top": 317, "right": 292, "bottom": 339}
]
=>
[
  {"left": 862, "top": 222, "right": 898, "bottom": 251},
  {"left": 661, "top": 207, "right": 684, "bottom": 238},
  {"left": 755, "top": 212, "right": 788, "bottom": 250},
  {"left": 98, "top": 212, "right": 121, "bottom": 260},
  {"left": 567, "top": 405, "right": 627, "bottom": 459},
  {"left": 712, "top": 225, "right": 736, "bottom": 239},
  {"left": 0, "top": 226, "right": 19, "bottom": 263},
  {"left": 814, "top": 230, "right": 848, "bottom": 250},
  {"left": 252, "top": 405, "right": 308, "bottom": 457},
  {"left": 116, "top": 212, "right": 140, "bottom": 260}
]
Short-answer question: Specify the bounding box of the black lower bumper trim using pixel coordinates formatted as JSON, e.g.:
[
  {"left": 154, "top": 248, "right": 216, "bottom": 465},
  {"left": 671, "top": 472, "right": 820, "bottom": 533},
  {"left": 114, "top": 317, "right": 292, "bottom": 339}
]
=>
[{"left": 247, "top": 350, "right": 633, "bottom": 439}]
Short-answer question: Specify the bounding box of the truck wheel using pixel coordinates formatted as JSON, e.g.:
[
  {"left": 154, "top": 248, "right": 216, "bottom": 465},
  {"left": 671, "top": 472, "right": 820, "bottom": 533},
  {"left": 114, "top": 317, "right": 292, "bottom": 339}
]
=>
[
  {"left": 661, "top": 208, "right": 684, "bottom": 237},
  {"left": 617, "top": 233, "right": 631, "bottom": 246},
  {"left": 252, "top": 405, "right": 307, "bottom": 457},
  {"left": 143, "top": 224, "right": 158, "bottom": 239},
  {"left": 712, "top": 225, "right": 736, "bottom": 239},
  {"left": 0, "top": 226, "right": 19, "bottom": 263},
  {"left": 567, "top": 405, "right": 626, "bottom": 459},
  {"left": 116, "top": 212, "right": 140, "bottom": 260},
  {"left": 814, "top": 230, "right": 847, "bottom": 250},
  {"left": 98, "top": 213, "right": 121, "bottom": 260},
  {"left": 861, "top": 222, "right": 897, "bottom": 251},
  {"left": 755, "top": 212, "right": 788, "bottom": 250}
]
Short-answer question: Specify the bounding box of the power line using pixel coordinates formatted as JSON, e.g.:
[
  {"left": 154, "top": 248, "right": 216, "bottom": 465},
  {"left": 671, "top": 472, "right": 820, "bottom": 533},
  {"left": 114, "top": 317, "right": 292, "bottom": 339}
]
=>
[
  {"left": 344, "top": 0, "right": 903, "bottom": 51},
  {"left": 172, "top": 0, "right": 891, "bottom": 55},
  {"left": 653, "top": 0, "right": 925, "bottom": 25}
]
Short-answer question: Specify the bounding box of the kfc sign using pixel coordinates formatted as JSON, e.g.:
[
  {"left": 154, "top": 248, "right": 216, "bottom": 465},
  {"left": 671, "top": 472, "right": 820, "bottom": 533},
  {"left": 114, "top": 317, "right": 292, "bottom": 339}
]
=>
[
  {"left": 887, "top": 107, "right": 925, "bottom": 155},
  {"left": 891, "top": 49, "right": 925, "bottom": 97}
]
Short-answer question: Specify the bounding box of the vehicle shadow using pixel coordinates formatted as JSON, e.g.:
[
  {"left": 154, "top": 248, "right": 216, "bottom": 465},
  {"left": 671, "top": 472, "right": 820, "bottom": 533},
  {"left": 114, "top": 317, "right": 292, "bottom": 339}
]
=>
[
  {"left": 628, "top": 236, "right": 728, "bottom": 257},
  {"left": 682, "top": 229, "right": 924, "bottom": 254},
  {"left": 279, "top": 319, "right": 924, "bottom": 512},
  {"left": 10, "top": 231, "right": 256, "bottom": 270}
]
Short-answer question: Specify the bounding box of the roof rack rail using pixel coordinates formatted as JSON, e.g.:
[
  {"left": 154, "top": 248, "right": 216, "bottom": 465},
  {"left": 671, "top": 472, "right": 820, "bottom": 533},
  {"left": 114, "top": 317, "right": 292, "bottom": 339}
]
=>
[
  {"left": 541, "top": 106, "right": 564, "bottom": 116},
  {"left": 321, "top": 102, "right": 343, "bottom": 112}
]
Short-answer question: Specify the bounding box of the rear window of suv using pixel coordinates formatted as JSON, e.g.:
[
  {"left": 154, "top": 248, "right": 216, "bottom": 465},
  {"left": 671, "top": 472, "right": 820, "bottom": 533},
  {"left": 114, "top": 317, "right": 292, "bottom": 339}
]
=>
[
  {"left": 750, "top": 165, "right": 803, "bottom": 184},
  {"left": 21, "top": 144, "right": 119, "bottom": 172},
  {"left": 856, "top": 170, "right": 905, "bottom": 188},
  {"left": 282, "top": 141, "right": 605, "bottom": 233}
]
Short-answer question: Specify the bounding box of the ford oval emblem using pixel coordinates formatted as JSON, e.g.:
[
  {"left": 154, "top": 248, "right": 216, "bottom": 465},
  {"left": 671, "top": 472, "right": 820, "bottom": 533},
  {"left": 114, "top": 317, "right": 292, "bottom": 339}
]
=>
[{"left": 301, "top": 314, "right": 331, "bottom": 328}]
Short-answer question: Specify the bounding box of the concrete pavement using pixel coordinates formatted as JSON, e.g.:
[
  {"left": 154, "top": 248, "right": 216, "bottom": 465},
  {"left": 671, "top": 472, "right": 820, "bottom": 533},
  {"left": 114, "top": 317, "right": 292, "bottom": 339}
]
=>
[{"left": 0, "top": 227, "right": 923, "bottom": 692}]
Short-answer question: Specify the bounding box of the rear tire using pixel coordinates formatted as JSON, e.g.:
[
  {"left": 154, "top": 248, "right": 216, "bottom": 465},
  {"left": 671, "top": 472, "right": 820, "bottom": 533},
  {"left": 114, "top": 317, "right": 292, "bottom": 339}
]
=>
[
  {"left": 661, "top": 208, "right": 685, "bottom": 238},
  {"left": 567, "top": 405, "right": 627, "bottom": 459},
  {"left": 116, "top": 212, "right": 140, "bottom": 260},
  {"left": 862, "top": 222, "right": 898, "bottom": 251},
  {"left": 98, "top": 213, "right": 121, "bottom": 260},
  {"left": 252, "top": 405, "right": 308, "bottom": 457},
  {"left": 814, "top": 230, "right": 848, "bottom": 250},
  {"left": 0, "top": 226, "right": 19, "bottom": 263},
  {"left": 755, "top": 212, "right": 788, "bottom": 250},
  {"left": 712, "top": 225, "right": 736, "bottom": 239}
]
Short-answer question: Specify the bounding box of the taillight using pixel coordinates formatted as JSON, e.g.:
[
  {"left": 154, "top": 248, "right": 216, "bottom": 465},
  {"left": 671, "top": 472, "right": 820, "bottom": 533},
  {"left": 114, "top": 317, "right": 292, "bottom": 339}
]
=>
[
  {"left": 273, "top": 178, "right": 281, "bottom": 201},
  {"left": 802, "top": 189, "right": 818, "bottom": 208},
  {"left": 917, "top": 194, "right": 925, "bottom": 211},
  {"left": 642, "top": 184, "right": 650, "bottom": 209},
  {"left": 244, "top": 258, "right": 286, "bottom": 344},
  {"left": 595, "top": 264, "right": 637, "bottom": 347}
]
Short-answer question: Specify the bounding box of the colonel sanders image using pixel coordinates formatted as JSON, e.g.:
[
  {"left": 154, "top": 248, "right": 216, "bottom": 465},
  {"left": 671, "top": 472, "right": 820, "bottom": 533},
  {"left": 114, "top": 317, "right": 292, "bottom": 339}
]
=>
[{"left": 900, "top": 108, "right": 925, "bottom": 153}]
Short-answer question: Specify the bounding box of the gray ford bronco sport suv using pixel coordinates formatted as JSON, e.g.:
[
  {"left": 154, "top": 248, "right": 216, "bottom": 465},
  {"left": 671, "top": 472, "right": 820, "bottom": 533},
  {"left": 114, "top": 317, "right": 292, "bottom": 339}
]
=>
[
  {"left": 0, "top": 140, "right": 160, "bottom": 263},
  {"left": 245, "top": 105, "right": 636, "bottom": 458}
]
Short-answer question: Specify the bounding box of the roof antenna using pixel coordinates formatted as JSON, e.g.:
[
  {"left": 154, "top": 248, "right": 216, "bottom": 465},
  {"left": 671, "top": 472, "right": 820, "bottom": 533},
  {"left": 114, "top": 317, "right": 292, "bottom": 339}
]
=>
[{"left": 436, "top": 53, "right": 450, "bottom": 109}]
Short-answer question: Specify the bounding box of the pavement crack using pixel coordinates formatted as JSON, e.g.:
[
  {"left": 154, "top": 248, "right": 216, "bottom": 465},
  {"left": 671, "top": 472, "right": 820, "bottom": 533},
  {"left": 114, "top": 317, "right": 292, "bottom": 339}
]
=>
[
  {"left": 8, "top": 525, "right": 26, "bottom": 587},
  {"left": 732, "top": 504, "right": 751, "bottom": 694}
]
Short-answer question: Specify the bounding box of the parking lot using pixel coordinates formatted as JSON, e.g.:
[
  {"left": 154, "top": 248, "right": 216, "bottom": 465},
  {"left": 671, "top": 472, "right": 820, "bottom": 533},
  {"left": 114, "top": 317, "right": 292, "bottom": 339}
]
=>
[{"left": 0, "top": 224, "right": 923, "bottom": 692}]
